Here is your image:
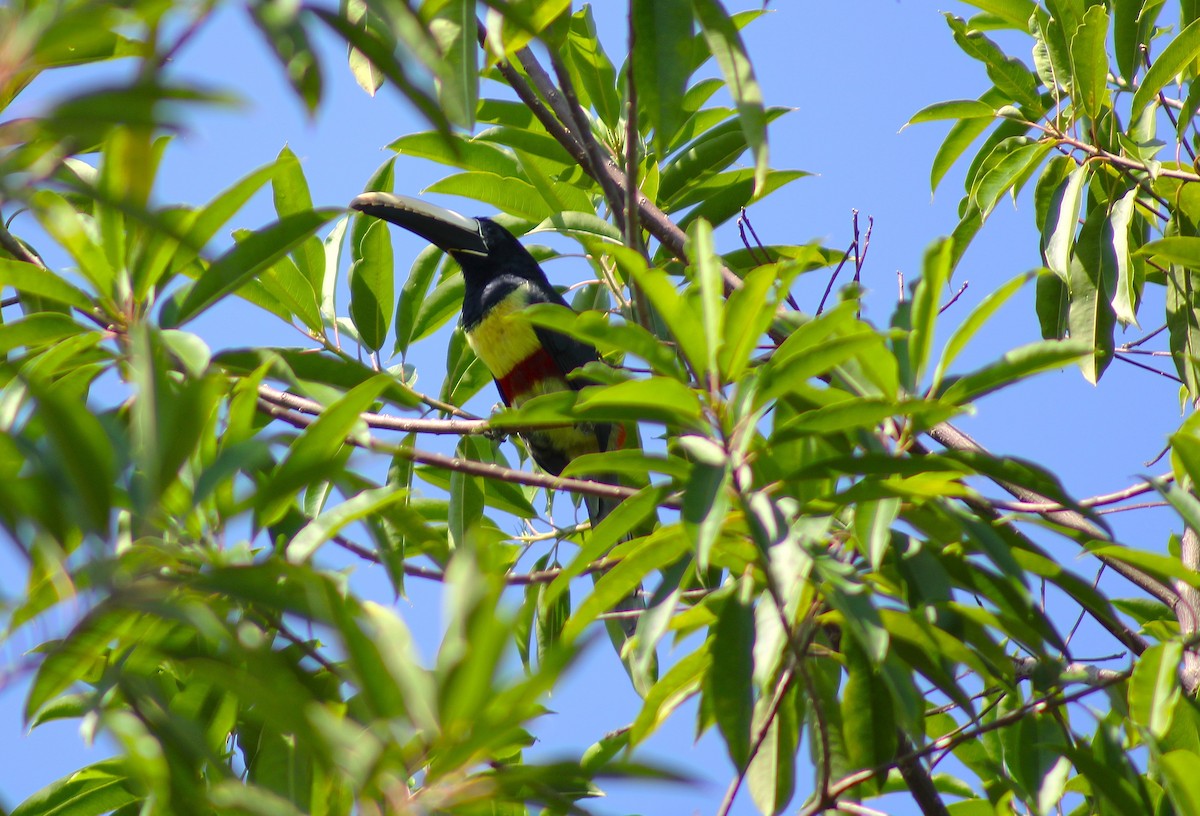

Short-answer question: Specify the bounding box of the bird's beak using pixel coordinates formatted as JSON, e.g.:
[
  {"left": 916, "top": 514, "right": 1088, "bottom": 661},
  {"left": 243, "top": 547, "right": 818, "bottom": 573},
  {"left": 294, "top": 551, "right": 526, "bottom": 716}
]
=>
[{"left": 349, "top": 192, "right": 489, "bottom": 256}]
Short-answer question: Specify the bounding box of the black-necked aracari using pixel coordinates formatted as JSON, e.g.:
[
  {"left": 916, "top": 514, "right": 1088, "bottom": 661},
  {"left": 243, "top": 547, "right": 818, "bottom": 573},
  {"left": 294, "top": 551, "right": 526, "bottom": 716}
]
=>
[{"left": 348, "top": 192, "right": 626, "bottom": 525}]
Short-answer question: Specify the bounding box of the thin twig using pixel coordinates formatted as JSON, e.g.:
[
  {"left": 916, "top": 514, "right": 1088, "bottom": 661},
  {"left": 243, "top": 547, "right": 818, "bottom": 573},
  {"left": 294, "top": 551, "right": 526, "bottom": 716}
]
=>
[
  {"left": 988, "top": 471, "right": 1172, "bottom": 512},
  {"left": 716, "top": 666, "right": 797, "bottom": 816},
  {"left": 1121, "top": 324, "right": 1168, "bottom": 350},
  {"left": 1095, "top": 500, "right": 1169, "bottom": 514},
  {"left": 938, "top": 282, "right": 968, "bottom": 314},
  {"left": 817, "top": 214, "right": 859, "bottom": 314},
  {"left": 1065, "top": 565, "right": 1104, "bottom": 647},
  {"left": 1115, "top": 351, "right": 1183, "bottom": 383},
  {"left": 330, "top": 533, "right": 614, "bottom": 585}
]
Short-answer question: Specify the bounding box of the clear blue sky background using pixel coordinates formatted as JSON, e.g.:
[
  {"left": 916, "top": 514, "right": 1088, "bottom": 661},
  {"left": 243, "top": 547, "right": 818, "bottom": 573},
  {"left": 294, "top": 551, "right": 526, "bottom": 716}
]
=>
[{"left": 0, "top": 2, "right": 1185, "bottom": 814}]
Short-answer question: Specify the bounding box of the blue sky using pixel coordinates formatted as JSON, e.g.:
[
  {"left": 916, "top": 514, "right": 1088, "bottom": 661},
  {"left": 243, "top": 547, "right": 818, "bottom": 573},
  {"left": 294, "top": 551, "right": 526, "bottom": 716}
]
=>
[{"left": 1, "top": 2, "right": 1187, "bottom": 814}]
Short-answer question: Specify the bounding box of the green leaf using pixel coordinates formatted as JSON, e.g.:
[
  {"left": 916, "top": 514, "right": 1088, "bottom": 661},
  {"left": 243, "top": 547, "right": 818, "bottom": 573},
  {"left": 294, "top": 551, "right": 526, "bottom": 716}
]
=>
[
  {"left": 842, "top": 637, "right": 897, "bottom": 776},
  {"left": 441, "top": 326, "right": 491, "bottom": 407},
  {"left": 135, "top": 161, "right": 281, "bottom": 299},
  {"left": 287, "top": 485, "right": 411, "bottom": 562},
  {"left": 576, "top": 377, "right": 704, "bottom": 426},
  {"left": 705, "top": 590, "right": 754, "bottom": 770},
  {"left": 1035, "top": 269, "right": 1069, "bottom": 340},
  {"left": 1070, "top": 5, "right": 1110, "bottom": 119},
  {"left": 565, "top": 6, "right": 620, "bottom": 127},
  {"left": 11, "top": 759, "right": 139, "bottom": 816},
  {"left": 1161, "top": 750, "right": 1200, "bottom": 816},
  {"left": 411, "top": 273, "right": 466, "bottom": 348},
  {"left": 673, "top": 169, "right": 808, "bottom": 233},
  {"left": 1131, "top": 16, "right": 1200, "bottom": 126},
  {"left": 720, "top": 263, "right": 785, "bottom": 382},
  {"left": 349, "top": 217, "right": 394, "bottom": 352},
  {"left": 906, "top": 99, "right": 998, "bottom": 125},
  {"left": 939, "top": 340, "right": 1088, "bottom": 404},
  {"left": 1114, "top": 0, "right": 1148, "bottom": 84},
  {"left": 425, "top": 171, "right": 551, "bottom": 221},
  {"left": 257, "top": 376, "right": 390, "bottom": 525},
  {"left": 960, "top": 0, "right": 1038, "bottom": 28},
  {"left": 972, "top": 140, "right": 1053, "bottom": 218},
  {"left": 1110, "top": 187, "right": 1142, "bottom": 326},
  {"left": 23, "top": 372, "right": 115, "bottom": 531},
  {"left": 427, "top": 0, "right": 479, "bottom": 129},
  {"left": 0, "top": 313, "right": 86, "bottom": 356},
  {"left": 680, "top": 437, "right": 730, "bottom": 571},
  {"left": 856, "top": 498, "right": 900, "bottom": 571},
  {"left": 393, "top": 245, "right": 443, "bottom": 356},
  {"left": 660, "top": 109, "right": 789, "bottom": 207},
  {"left": 1165, "top": 254, "right": 1200, "bottom": 399},
  {"left": 688, "top": 219, "right": 723, "bottom": 379},
  {"left": 1129, "top": 641, "right": 1182, "bottom": 738},
  {"left": 926, "top": 87, "right": 1009, "bottom": 193},
  {"left": 30, "top": 191, "right": 116, "bottom": 295},
  {"left": 0, "top": 259, "right": 93, "bottom": 310},
  {"left": 1067, "top": 204, "right": 1118, "bottom": 384},
  {"left": 564, "top": 528, "right": 689, "bottom": 642},
  {"left": 633, "top": 0, "right": 694, "bottom": 149},
  {"left": 273, "top": 145, "right": 325, "bottom": 291},
  {"left": 909, "top": 238, "right": 953, "bottom": 387},
  {"left": 1042, "top": 161, "right": 1088, "bottom": 282},
  {"left": 313, "top": 5, "right": 452, "bottom": 137},
  {"left": 161, "top": 209, "right": 339, "bottom": 327},
  {"left": 746, "top": 681, "right": 799, "bottom": 815},
  {"left": 944, "top": 14, "right": 1041, "bottom": 108},
  {"left": 390, "top": 131, "right": 520, "bottom": 176},
  {"left": 630, "top": 644, "right": 711, "bottom": 746},
  {"left": 257, "top": 253, "right": 323, "bottom": 333},
  {"left": 524, "top": 301, "right": 688, "bottom": 381},
  {"left": 249, "top": 0, "right": 323, "bottom": 114},
  {"left": 933, "top": 271, "right": 1032, "bottom": 392},
  {"left": 692, "top": 0, "right": 769, "bottom": 195}
]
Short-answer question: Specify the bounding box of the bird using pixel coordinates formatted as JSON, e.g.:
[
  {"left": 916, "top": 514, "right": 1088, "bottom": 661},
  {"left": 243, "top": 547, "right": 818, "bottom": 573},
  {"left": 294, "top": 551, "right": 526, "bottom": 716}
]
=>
[{"left": 348, "top": 192, "right": 626, "bottom": 527}]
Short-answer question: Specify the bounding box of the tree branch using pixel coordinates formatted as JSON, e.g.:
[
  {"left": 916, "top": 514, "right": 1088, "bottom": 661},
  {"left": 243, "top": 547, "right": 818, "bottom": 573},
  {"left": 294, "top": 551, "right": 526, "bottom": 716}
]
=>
[
  {"left": 1178, "top": 527, "right": 1200, "bottom": 695},
  {"left": 988, "top": 471, "right": 1173, "bottom": 512},
  {"left": 927, "top": 421, "right": 1176, "bottom": 616},
  {"left": 255, "top": 396, "right": 665, "bottom": 507},
  {"left": 259, "top": 384, "right": 493, "bottom": 435}
]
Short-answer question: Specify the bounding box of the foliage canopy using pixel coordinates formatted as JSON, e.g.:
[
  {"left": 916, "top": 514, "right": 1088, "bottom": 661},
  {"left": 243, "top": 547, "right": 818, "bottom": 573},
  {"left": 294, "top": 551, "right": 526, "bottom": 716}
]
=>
[{"left": 6, "top": 1, "right": 1200, "bottom": 814}]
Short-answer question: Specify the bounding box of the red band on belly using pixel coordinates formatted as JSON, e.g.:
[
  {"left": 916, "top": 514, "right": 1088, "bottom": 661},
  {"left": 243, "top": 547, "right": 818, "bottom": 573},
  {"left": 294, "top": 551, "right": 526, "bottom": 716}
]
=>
[{"left": 495, "top": 347, "right": 566, "bottom": 406}]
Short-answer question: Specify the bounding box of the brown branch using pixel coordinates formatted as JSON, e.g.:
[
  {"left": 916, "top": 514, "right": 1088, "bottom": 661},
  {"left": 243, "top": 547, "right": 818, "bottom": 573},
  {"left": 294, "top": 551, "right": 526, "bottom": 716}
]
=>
[
  {"left": 258, "top": 385, "right": 492, "bottom": 435},
  {"left": 255, "top": 396, "right": 663, "bottom": 507},
  {"left": 494, "top": 39, "right": 760, "bottom": 299},
  {"left": 546, "top": 54, "right": 627, "bottom": 235},
  {"left": 927, "top": 421, "right": 1176, "bottom": 618},
  {"left": 1037, "top": 124, "right": 1200, "bottom": 184},
  {"left": 806, "top": 666, "right": 1131, "bottom": 814},
  {"left": 894, "top": 733, "right": 950, "bottom": 816}
]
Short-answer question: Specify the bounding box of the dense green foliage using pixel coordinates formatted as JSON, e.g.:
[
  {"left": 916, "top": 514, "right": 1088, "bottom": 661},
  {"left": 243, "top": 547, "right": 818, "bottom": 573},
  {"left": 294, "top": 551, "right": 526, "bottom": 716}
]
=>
[{"left": 7, "top": 1, "right": 1200, "bottom": 814}]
